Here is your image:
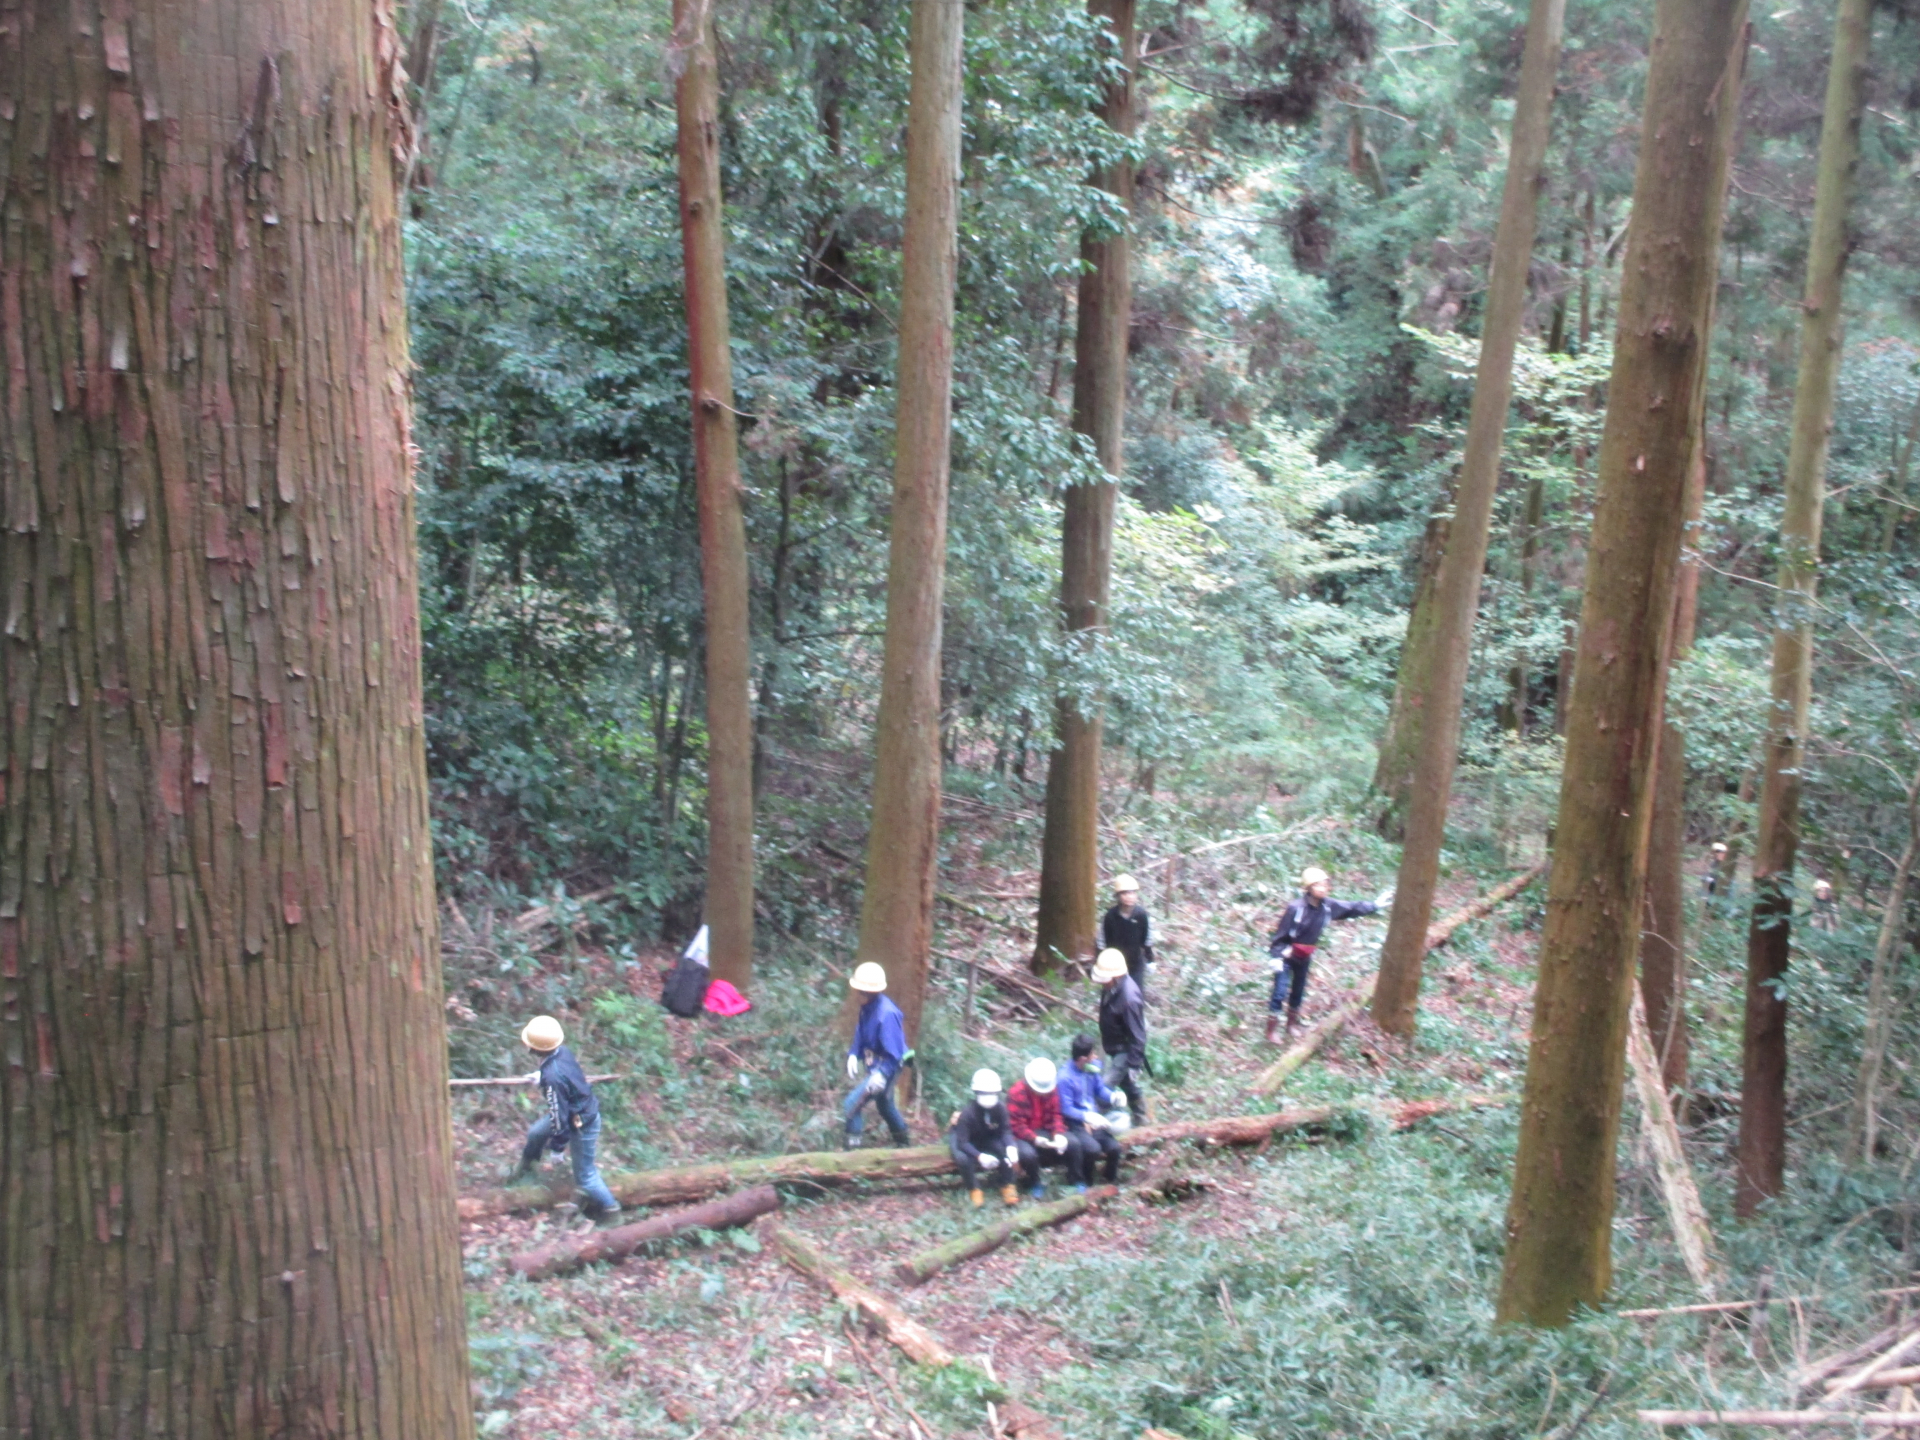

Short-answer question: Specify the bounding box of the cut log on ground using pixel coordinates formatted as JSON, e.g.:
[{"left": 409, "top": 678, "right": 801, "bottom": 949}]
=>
[
  {"left": 1830, "top": 1331, "right": 1920, "bottom": 1399},
  {"left": 459, "top": 1105, "right": 1344, "bottom": 1218},
  {"left": 509, "top": 885, "right": 619, "bottom": 936},
  {"left": 448, "top": 1073, "right": 623, "bottom": 1089},
  {"left": 1423, "top": 862, "right": 1545, "bottom": 950},
  {"left": 1640, "top": 1411, "right": 1920, "bottom": 1429},
  {"left": 1797, "top": 1318, "right": 1920, "bottom": 1397},
  {"left": 1626, "top": 988, "right": 1722, "bottom": 1299},
  {"left": 1386, "top": 1093, "right": 1516, "bottom": 1130},
  {"left": 893, "top": 1186, "right": 1117, "bottom": 1287},
  {"left": 768, "top": 1225, "right": 954, "bottom": 1367},
  {"left": 1252, "top": 991, "right": 1368, "bottom": 1095},
  {"left": 509, "top": 1185, "right": 781, "bottom": 1279}
]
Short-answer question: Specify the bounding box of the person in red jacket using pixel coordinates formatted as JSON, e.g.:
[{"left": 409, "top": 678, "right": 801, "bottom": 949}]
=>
[{"left": 1005, "top": 1058, "right": 1073, "bottom": 1198}]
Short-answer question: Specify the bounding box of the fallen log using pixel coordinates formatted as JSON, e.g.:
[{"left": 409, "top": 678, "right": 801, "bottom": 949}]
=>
[
  {"left": 1640, "top": 1411, "right": 1920, "bottom": 1429},
  {"left": 893, "top": 1186, "right": 1116, "bottom": 1287},
  {"left": 1386, "top": 1093, "right": 1515, "bottom": 1130},
  {"left": 768, "top": 1225, "right": 954, "bottom": 1367},
  {"left": 1252, "top": 991, "right": 1368, "bottom": 1095},
  {"left": 1423, "top": 861, "right": 1545, "bottom": 950},
  {"left": 508, "top": 885, "right": 619, "bottom": 936},
  {"left": 1858, "top": 1367, "right": 1920, "bottom": 1391},
  {"left": 1797, "top": 1317, "right": 1920, "bottom": 1398},
  {"left": 449, "top": 1073, "right": 623, "bottom": 1089},
  {"left": 1624, "top": 1288, "right": 1920, "bottom": 1321},
  {"left": 509, "top": 1185, "right": 781, "bottom": 1279},
  {"left": 1626, "top": 988, "right": 1722, "bottom": 1300},
  {"left": 1830, "top": 1330, "right": 1920, "bottom": 1399},
  {"left": 459, "top": 1105, "right": 1344, "bottom": 1218}
]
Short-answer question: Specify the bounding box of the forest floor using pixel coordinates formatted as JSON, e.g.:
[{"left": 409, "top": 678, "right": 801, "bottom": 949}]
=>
[{"left": 443, "top": 772, "right": 1915, "bottom": 1439}]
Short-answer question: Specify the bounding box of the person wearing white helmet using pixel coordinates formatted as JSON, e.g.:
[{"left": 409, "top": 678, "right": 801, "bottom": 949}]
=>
[
  {"left": 948, "top": 1068, "right": 1020, "bottom": 1207},
  {"left": 1005, "top": 1058, "right": 1073, "bottom": 1199},
  {"left": 1100, "top": 874, "right": 1157, "bottom": 996},
  {"left": 505, "top": 1015, "right": 622, "bottom": 1219},
  {"left": 1265, "top": 866, "right": 1390, "bottom": 1043},
  {"left": 843, "top": 962, "right": 912, "bottom": 1150},
  {"left": 1092, "top": 947, "right": 1149, "bottom": 1125}
]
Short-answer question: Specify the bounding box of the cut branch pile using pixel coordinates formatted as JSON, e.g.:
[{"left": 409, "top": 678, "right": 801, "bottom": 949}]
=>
[
  {"left": 893, "top": 1186, "right": 1116, "bottom": 1287},
  {"left": 508, "top": 1185, "right": 780, "bottom": 1279}
]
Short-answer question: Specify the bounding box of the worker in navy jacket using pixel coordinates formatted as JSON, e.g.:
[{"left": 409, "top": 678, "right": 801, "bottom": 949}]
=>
[
  {"left": 844, "top": 962, "right": 912, "bottom": 1149},
  {"left": 1093, "top": 948, "right": 1149, "bottom": 1125},
  {"left": 1267, "top": 867, "right": 1388, "bottom": 1042},
  {"left": 1057, "top": 1034, "right": 1121, "bottom": 1187},
  {"left": 507, "top": 1015, "right": 621, "bottom": 1218},
  {"left": 1099, "top": 874, "right": 1155, "bottom": 993}
]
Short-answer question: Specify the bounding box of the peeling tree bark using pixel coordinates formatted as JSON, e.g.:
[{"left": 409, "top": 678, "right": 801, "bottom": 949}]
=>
[
  {"left": 674, "top": 0, "right": 755, "bottom": 994},
  {"left": 1496, "top": 0, "right": 1747, "bottom": 1327},
  {"left": 1737, "top": 0, "right": 1871, "bottom": 1219},
  {"left": 1033, "top": 0, "right": 1135, "bottom": 976},
  {"left": 0, "top": 4, "right": 474, "bottom": 1434},
  {"left": 1371, "top": 0, "right": 1566, "bottom": 1034},
  {"left": 852, "top": 0, "right": 965, "bottom": 1071}
]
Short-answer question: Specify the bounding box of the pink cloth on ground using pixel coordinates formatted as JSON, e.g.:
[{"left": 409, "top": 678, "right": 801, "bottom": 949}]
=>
[{"left": 703, "top": 979, "right": 751, "bottom": 1016}]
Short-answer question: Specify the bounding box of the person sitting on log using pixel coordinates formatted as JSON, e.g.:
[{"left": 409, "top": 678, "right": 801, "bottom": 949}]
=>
[
  {"left": 949, "top": 1068, "right": 1020, "bottom": 1208},
  {"left": 1006, "top": 1058, "right": 1073, "bottom": 1200},
  {"left": 844, "top": 962, "right": 912, "bottom": 1151},
  {"left": 1100, "top": 874, "right": 1156, "bottom": 997},
  {"left": 1056, "top": 1033, "right": 1121, "bottom": 1190},
  {"left": 506, "top": 1015, "right": 622, "bottom": 1221},
  {"left": 1093, "top": 948, "right": 1149, "bottom": 1126},
  {"left": 1266, "top": 867, "right": 1387, "bottom": 1043}
]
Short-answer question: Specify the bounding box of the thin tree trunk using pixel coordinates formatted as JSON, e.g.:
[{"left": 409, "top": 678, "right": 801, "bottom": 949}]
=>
[
  {"left": 675, "top": 0, "right": 755, "bottom": 993},
  {"left": 1640, "top": 362, "right": 1714, "bottom": 1101},
  {"left": 1503, "top": 473, "right": 1546, "bottom": 735},
  {"left": 1372, "top": 507, "right": 1452, "bottom": 838},
  {"left": 1851, "top": 761, "right": 1920, "bottom": 1160},
  {"left": 1371, "top": 0, "right": 1567, "bottom": 1035},
  {"left": 1737, "top": 0, "right": 1872, "bottom": 1219},
  {"left": 1881, "top": 394, "right": 1920, "bottom": 552},
  {"left": 1033, "top": 0, "right": 1136, "bottom": 976},
  {"left": 0, "top": 6, "right": 475, "bottom": 1434},
  {"left": 853, "top": 0, "right": 964, "bottom": 1059},
  {"left": 1496, "top": 0, "right": 1747, "bottom": 1326}
]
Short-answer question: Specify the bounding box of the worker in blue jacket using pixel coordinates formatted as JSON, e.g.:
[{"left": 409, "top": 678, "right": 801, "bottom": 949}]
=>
[
  {"left": 1056, "top": 1033, "right": 1121, "bottom": 1188},
  {"left": 844, "top": 962, "right": 912, "bottom": 1149},
  {"left": 507, "top": 1015, "right": 622, "bottom": 1219},
  {"left": 1267, "top": 866, "right": 1390, "bottom": 1042}
]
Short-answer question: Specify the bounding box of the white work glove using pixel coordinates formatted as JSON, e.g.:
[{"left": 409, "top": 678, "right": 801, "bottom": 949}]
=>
[
  {"left": 1374, "top": 888, "right": 1396, "bottom": 909},
  {"left": 521, "top": 1071, "right": 543, "bottom": 1085},
  {"left": 1050, "top": 1134, "right": 1070, "bottom": 1153},
  {"left": 864, "top": 1070, "right": 886, "bottom": 1095},
  {"left": 1005, "top": 1146, "right": 1020, "bottom": 1168},
  {"left": 1083, "top": 1112, "right": 1108, "bottom": 1131},
  {"left": 846, "top": 1053, "right": 861, "bottom": 1081},
  {"left": 977, "top": 1153, "right": 999, "bottom": 1171}
]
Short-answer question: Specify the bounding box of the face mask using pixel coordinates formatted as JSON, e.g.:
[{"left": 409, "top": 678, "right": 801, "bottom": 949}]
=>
[
  {"left": 1077, "top": 1057, "right": 1095, "bottom": 1070},
  {"left": 975, "top": 1093, "right": 998, "bottom": 1109}
]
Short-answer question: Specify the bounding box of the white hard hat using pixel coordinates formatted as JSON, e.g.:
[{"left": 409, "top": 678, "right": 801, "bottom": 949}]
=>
[
  {"left": 521, "top": 1015, "right": 564, "bottom": 1052},
  {"left": 1024, "top": 1058, "right": 1057, "bottom": 1093},
  {"left": 1091, "top": 949, "right": 1128, "bottom": 983},
  {"left": 849, "top": 961, "right": 887, "bottom": 993},
  {"left": 1111, "top": 874, "right": 1140, "bottom": 895},
  {"left": 1299, "top": 866, "right": 1330, "bottom": 888},
  {"left": 970, "top": 1068, "right": 1003, "bottom": 1095}
]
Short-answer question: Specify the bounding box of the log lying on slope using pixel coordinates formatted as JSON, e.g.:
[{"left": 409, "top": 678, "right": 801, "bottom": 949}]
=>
[
  {"left": 1423, "top": 861, "right": 1545, "bottom": 949},
  {"left": 508, "top": 1185, "right": 781, "bottom": 1279},
  {"left": 459, "top": 1105, "right": 1342, "bottom": 1219},
  {"left": 1626, "top": 988, "right": 1722, "bottom": 1300},
  {"left": 768, "top": 1225, "right": 954, "bottom": 1366},
  {"left": 893, "top": 1186, "right": 1117, "bottom": 1287}
]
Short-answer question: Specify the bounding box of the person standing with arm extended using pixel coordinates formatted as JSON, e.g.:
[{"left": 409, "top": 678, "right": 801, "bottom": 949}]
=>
[
  {"left": 1093, "top": 948, "right": 1149, "bottom": 1125},
  {"left": 508, "top": 1016, "right": 623, "bottom": 1220},
  {"left": 1100, "top": 875, "right": 1157, "bottom": 996},
  {"left": 1057, "top": 1034, "right": 1122, "bottom": 1189},
  {"left": 1267, "top": 868, "right": 1390, "bottom": 1042},
  {"left": 844, "top": 963, "right": 913, "bottom": 1149},
  {"left": 950, "top": 1069, "right": 1021, "bottom": 1207}
]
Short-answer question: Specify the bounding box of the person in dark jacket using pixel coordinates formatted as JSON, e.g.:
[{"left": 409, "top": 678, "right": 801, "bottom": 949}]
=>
[
  {"left": 949, "top": 1069, "right": 1020, "bottom": 1207},
  {"left": 1267, "top": 867, "right": 1387, "bottom": 1042},
  {"left": 844, "top": 962, "right": 912, "bottom": 1149},
  {"left": 1057, "top": 1034, "right": 1121, "bottom": 1188},
  {"left": 1093, "top": 948, "right": 1148, "bottom": 1125},
  {"left": 507, "top": 1015, "right": 621, "bottom": 1218},
  {"left": 1006, "top": 1059, "right": 1073, "bottom": 1197},
  {"left": 1100, "top": 874, "right": 1156, "bottom": 994}
]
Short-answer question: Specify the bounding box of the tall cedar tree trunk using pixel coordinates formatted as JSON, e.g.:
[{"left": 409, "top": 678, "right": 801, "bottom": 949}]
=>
[
  {"left": 674, "top": 0, "right": 755, "bottom": 992},
  {"left": 1033, "top": 0, "right": 1135, "bottom": 975},
  {"left": 0, "top": 4, "right": 475, "bottom": 1434},
  {"left": 1496, "top": 0, "right": 1747, "bottom": 1326},
  {"left": 1640, "top": 428, "right": 1711, "bottom": 1100},
  {"left": 1371, "top": 507, "right": 1451, "bottom": 837},
  {"left": 1371, "top": 0, "right": 1566, "bottom": 1034},
  {"left": 853, "top": 0, "right": 963, "bottom": 1058},
  {"left": 1736, "top": 0, "right": 1871, "bottom": 1218}
]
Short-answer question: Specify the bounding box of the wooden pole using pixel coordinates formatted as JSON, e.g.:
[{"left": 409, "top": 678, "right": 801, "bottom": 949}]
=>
[
  {"left": 509, "top": 1186, "right": 781, "bottom": 1279},
  {"left": 893, "top": 1187, "right": 1116, "bottom": 1287}
]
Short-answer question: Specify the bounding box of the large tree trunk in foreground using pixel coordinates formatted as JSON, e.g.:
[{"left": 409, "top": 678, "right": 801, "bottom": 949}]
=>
[
  {"left": 1737, "top": 0, "right": 1872, "bottom": 1219},
  {"left": 1034, "top": 0, "right": 1136, "bottom": 975},
  {"left": 675, "top": 0, "right": 755, "bottom": 992},
  {"left": 1372, "top": 508, "right": 1451, "bottom": 838},
  {"left": 1496, "top": 0, "right": 1746, "bottom": 1326},
  {"left": 1371, "top": 0, "right": 1566, "bottom": 1035},
  {"left": 853, "top": 0, "right": 964, "bottom": 1059},
  {"left": 1640, "top": 399, "right": 1712, "bottom": 1100},
  {"left": 1850, "top": 761, "right": 1920, "bottom": 1160},
  {"left": 0, "top": 6, "right": 474, "bottom": 1434}
]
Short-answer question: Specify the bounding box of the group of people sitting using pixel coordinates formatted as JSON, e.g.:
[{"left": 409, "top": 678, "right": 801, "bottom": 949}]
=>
[{"left": 948, "top": 1047, "right": 1126, "bottom": 1207}]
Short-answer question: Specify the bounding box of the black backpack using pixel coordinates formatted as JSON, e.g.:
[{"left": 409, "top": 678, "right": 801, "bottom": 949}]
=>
[{"left": 660, "top": 955, "right": 710, "bottom": 1018}]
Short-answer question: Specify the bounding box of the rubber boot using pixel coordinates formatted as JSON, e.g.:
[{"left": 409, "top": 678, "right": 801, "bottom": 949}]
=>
[
  {"left": 1000, "top": 1184, "right": 1019, "bottom": 1207},
  {"left": 1285, "top": 1005, "right": 1304, "bottom": 1040},
  {"left": 1264, "top": 1014, "right": 1281, "bottom": 1046},
  {"left": 888, "top": 1127, "right": 912, "bottom": 1149},
  {"left": 969, "top": 1188, "right": 985, "bottom": 1208}
]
